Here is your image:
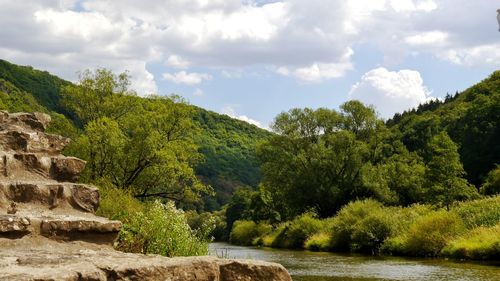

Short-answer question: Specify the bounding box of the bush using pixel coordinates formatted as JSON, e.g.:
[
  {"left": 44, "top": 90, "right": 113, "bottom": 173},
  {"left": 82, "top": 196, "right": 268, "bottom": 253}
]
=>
[
  {"left": 305, "top": 232, "right": 331, "bottom": 251},
  {"left": 452, "top": 195, "right": 500, "bottom": 229},
  {"left": 442, "top": 224, "right": 500, "bottom": 260},
  {"left": 271, "top": 212, "right": 324, "bottom": 248},
  {"left": 404, "top": 211, "right": 465, "bottom": 256},
  {"left": 329, "top": 199, "right": 394, "bottom": 252},
  {"left": 96, "top": 180, "right": 144, "bottom": 222},
  {"left": 261, "top": 224, "right": 286, "bottom": 247},
  {"left": 116, "top": 201, "right": 212, "bottom": 257},
  {"left": 229, "top": 220, "right": 271, "bottom": 246},
  {"left": 186, "top": 210, "right": 227, "bottom": 241}
]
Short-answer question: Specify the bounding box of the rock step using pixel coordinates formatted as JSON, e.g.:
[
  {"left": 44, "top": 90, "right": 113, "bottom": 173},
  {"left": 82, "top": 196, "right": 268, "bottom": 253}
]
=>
[
  {"left": 0, "top": 214, "right": 121, "bottom": 245},
  {"left": 0, "top": 182, "right": 99, "bottom": 213},
  {"left": 0, "top": 153, "right": 85, "bottom": 182}
]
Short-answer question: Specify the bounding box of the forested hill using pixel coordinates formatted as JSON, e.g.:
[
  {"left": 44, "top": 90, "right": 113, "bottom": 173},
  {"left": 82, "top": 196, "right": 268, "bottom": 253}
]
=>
[
  {"left": 0, "top": 59, "right": 270, "bottom": 210},
  {"left": 387, "top": 71, "right": 500, "bottom": 186}
]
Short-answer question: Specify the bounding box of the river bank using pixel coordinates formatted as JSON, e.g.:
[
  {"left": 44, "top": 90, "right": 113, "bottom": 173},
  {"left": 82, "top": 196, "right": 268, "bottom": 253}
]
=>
[
  {"left": 229, "top": 197, "right": 500, "bottom": 261},
  {"left": 209, "top": 242, "right": 499, "bottom": 281}
]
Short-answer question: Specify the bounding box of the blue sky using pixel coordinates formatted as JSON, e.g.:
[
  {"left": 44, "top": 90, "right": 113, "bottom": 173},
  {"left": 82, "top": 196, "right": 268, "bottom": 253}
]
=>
[{"left": 0, "top": 0, "right": 499, "bottom": 128}]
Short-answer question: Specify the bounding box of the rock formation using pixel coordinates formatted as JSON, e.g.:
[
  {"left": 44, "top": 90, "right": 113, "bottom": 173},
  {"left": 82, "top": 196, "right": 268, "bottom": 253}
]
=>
[{"left": 0, "top": 111, "right": 292, "bottom": 281}]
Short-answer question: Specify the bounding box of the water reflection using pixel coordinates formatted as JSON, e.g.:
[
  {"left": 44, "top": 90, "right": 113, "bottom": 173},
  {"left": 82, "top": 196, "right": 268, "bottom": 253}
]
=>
[{"left": 209, "top": 243, "right": 499, "bottom": 281}]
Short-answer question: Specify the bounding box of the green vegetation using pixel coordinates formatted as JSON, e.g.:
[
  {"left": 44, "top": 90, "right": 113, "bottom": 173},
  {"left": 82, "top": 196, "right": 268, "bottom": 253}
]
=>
[
  {"left": 0, "top": 59, "right": 499, "bottom": 261},
  {"left": 230, "top": 196, "right": 500, "bottom": 260}
]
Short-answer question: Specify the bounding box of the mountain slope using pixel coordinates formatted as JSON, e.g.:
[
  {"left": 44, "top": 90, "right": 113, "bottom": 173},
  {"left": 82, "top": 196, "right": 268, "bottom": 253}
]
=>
[{"left": 388, "top": 71, "right": 500, "bottom": 186}]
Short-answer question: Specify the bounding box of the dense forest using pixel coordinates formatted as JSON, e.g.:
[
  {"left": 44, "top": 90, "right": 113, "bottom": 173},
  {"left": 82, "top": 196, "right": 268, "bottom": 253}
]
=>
[{"left": 0, "top": 59, "right": 498, "bottom": 260}]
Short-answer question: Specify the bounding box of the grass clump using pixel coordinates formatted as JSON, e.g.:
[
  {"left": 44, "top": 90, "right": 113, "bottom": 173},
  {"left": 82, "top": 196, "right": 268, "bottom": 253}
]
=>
[
  {"left": 305, "top": 232, "right": 331, "bottom": 251},
  {"left": 442, "top": 223, "right": 500, "bottom": 260},
  {"left": 451, "top": 195, "right": 500, "bottom": 229},
  {"left": 404, "top": 211, "right": 465, "bottom": 256},
  {"left": 229, "top": 220, "right": 271, "bottom": 246},
  {"left": 272, "top": 212, "right": 324, "bottom": 248}
]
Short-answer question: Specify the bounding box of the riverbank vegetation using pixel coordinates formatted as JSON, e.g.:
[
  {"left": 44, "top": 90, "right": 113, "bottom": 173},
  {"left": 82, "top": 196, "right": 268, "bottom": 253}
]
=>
[{"left": 229, "top": 196, "right": 500, "bottom": 260}]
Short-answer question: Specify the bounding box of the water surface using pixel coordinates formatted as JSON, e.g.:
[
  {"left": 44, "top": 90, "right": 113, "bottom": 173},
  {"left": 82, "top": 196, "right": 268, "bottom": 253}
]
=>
[{"left": 209, "top": 243, "right": 499, "bottom": 281}]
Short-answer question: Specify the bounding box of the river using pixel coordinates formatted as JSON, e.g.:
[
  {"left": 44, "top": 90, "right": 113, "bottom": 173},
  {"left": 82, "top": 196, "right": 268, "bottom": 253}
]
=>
[{"left": 209, "top": 243, "right": 499, "bottom": 281}]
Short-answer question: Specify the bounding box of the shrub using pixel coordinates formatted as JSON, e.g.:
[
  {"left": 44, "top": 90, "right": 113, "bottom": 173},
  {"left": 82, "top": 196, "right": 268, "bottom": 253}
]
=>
[
  {"left": 452, "top": 195, "right": 500, "bottom": 229},
  {"left": 305, "top": 232, "right": 331, "bottom": 251},
  {"left": 96, "top": 180, "right": 144, "bottom": 222},
  {"left": 261, "top": 224, "right": 286, "bottom": 247},
  {"left": 271, "top": 212, "right": 323, "bottom": 248},
  {"left": 186, "top": 210, "right": 227, "bottom": 241},
  {"left": 329, "top": 199, "right": 392, "bottom": 252},
  {"left": 380, "top": 235, "right": 407, "bottom": 255},
  {"left": 442, "top": 224, "right": 500, "bottom": 260},
  {"left": 229, "top": 220, "right": 271, "bottom": 246},
  {"left": 116, "top": 201, "right": 212, "bottom": 257},
  {"left": 404, "top": 211, "right": 465, "bottom": 256}
]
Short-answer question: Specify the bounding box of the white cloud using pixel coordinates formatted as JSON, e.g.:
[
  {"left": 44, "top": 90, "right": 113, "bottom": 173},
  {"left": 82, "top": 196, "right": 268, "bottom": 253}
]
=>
[
  {"left": 165, "top": 55, "right": 190, "bottom": 69},
  {"left": 349, "top": 67, "right": 432, "bottom": 118},
  {"left": 221, "top": 106, "right": 266, "bottom": 129},
  {"left": 405, "top": 31, "right": 448, "bottom": 46},
  {"left": 0, "top": 0, "right": 497, "bottom": 90},
  {"left": 162, "top": 71, "right": 212, "bottom": 85}
]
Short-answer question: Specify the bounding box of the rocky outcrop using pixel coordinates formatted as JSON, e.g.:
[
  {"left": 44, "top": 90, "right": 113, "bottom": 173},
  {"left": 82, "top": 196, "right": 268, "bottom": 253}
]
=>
[{"left": 0, "top": 111, "right": 292, "bottom": 281}]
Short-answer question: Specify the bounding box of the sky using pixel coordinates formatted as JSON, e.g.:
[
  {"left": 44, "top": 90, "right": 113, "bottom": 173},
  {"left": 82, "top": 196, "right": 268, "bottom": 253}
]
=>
[{"left": 0, "top": 0, "right": 499, "bottom": 129}]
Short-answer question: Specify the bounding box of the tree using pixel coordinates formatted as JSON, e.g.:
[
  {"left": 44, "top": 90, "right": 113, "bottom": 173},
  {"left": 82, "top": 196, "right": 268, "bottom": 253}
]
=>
[
  {"left": 61, "top": 69, "right": 137, "bottom": 126},
  {"left": 63, "top": 69, "right": 211, "bottom": 205},
  {"left": 257, "top": 103, "right": 392, "bottom": 219},
  {"left": 480, "top": 165, "right": 500, "bottom": 195},
  {"left": 424, "top": 132, "right": 478, "bottom": 210}
]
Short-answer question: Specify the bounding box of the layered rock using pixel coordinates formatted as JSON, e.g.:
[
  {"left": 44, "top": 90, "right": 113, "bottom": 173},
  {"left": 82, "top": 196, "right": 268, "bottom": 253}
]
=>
[{"left": 0, "top": 111, "right": 292, "bottom": 281}]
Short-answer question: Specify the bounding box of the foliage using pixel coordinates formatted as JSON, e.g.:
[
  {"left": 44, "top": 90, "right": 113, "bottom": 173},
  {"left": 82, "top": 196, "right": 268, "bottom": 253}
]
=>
[
  {"left": 480, "top": 166, "right": 500, "bottom": 195},
  {"left": 423, "top": 132, "right": 478, "bottom": 209},
  {"left": 0, "top": 59, "right": 71, "bottom": 113},
  {"left": 451, "top": 195, "right": 500, "bottom": 228},
  {"left": 403, "top": 211, "right": 465, "bottom": 257},
  {"left": 193, "top": 108, "right": 271, "bottom": 210},
  {"left": 96, "top": 179, "right": 144, "bottom": 222},
  {"left": 304, "top": 232, "right": 331, "bottom": 252},
  {"left": 116, "top": 201, "right": 212, "bottom": 257},
  {"left": 271, "top": 212, "right": 324, "bottom": 248},
  {"left": 229, "top": 220, "right": 271, "bottom": 246},
  {"left": 258, "top": 103, "right": 392, "bottom": 218},
  {"left": 329, "top": 199, "right": 395, "bottom": 252},
  {"left": 61, "top": 69, "right": 211, "bottom": 204},
  {"left": 186, "top": 209, "right": 227, "bottom": 241},
  {"left": 442, "top": 224, "right": 500, "bottom": 260},
  {"left": 390, "top": 71, "right": 500, "bottom": 187}
]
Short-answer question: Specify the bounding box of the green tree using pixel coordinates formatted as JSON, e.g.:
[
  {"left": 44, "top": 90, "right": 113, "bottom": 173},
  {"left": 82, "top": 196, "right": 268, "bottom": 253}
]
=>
[
  {"left": 424, "top": 132, "right": 478, "bottom": 209},
  {"left": 480, "top": 166, "right": 500, "bottom": 195},
  {"left": 258, "top": 103, "right": 392, "bottom": 219},
  {"left": 63, "top": 69, "right": 210, "bottom": 204},
  {"left": 61, "top": 69, "right": 137, "bottom": 126}
]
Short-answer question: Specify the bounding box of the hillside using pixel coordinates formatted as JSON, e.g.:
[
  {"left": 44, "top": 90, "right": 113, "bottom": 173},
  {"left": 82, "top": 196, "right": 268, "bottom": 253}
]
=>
[
  {"left": 388, "top": 71, "right": 500, "bottom": 186},
  {"left": 0, "top": 59, "right": 270, "bottom": 210}
]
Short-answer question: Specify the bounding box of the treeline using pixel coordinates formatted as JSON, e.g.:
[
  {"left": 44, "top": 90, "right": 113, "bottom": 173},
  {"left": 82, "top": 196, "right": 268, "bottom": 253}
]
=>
[{"left": 222, "top": 72, "right": 500, "bottom": 260}]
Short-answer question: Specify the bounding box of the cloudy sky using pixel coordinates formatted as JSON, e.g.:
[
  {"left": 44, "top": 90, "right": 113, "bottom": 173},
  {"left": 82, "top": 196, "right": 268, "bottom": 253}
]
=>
[{"left": 1, "top": 0, "right": 499, "bottom": 128}]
